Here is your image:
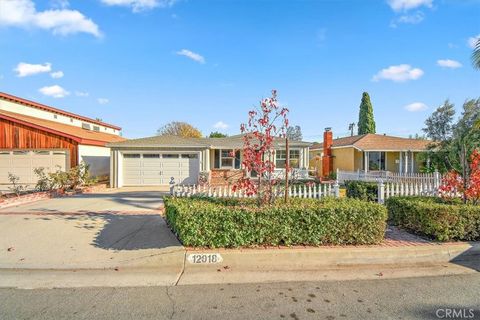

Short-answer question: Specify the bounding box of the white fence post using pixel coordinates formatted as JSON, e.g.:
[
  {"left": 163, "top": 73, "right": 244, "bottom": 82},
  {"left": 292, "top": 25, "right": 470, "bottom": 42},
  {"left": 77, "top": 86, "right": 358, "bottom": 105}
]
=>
[
  {"left": 378, "top": 180, "right": 385, "bottom": 204},
  {"left": 333, "top": 180, "right": 340, "bottom": 198}
]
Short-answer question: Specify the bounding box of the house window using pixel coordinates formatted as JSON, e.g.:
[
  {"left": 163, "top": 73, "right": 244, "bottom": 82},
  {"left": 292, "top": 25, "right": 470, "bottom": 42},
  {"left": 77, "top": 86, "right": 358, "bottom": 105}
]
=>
[
  {"left": 368, "top": 152, "right": 386, "bottom": 171},
  {"left": 214, "top": 149, "right": 240, "bottom": 169},
  {"left": 221, "top": 149, "right": 234, "bottom": 168},
  {"left": 93, "top": 126, "right": 100, "bottom": 132},
  {"left": 276, "top": 150, "right": 300, "bottom": 168},
  {"left": 82, "top": 123, "right": 91, "bottom": 130},
  {"left": 53, "top": 114, "right": 58, "bottom": 119}
]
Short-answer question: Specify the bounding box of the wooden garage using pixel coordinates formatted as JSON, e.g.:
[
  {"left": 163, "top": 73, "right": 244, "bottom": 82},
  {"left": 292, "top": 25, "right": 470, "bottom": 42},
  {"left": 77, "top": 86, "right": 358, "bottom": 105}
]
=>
[{"left": 0, "top": 109, "right": 124, "bottom": 185}]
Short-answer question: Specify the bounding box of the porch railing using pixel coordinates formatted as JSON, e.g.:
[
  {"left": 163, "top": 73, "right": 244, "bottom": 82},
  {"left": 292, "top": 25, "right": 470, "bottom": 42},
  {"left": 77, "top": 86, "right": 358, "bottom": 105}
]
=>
[{"left": 337, "top": 169, "right": 441, "bottom": 185}]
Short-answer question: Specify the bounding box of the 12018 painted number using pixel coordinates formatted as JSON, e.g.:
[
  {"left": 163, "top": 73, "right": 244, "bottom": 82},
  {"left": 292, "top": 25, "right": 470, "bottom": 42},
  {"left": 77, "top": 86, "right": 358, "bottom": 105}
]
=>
[{"left": 187, "top": 253, "right": 223, "bottom": 264}]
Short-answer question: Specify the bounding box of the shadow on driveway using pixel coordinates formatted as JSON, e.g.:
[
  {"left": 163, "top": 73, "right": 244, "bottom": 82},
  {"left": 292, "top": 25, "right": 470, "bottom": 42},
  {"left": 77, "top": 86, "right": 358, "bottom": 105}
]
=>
[{"left": 32, "top": 213, "right": 181, "bottom": 251}]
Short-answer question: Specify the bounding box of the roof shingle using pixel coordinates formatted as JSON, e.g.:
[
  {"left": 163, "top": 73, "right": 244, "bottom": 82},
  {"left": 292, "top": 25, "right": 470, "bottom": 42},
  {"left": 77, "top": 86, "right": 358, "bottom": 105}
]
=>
[{"left": 311, "top": 134, "right": 430, "bottom": 151}]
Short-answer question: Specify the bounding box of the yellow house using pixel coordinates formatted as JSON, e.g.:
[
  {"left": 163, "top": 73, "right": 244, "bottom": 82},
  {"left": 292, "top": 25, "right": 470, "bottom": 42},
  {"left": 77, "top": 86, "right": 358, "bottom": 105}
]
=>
[{"left": 309, "top": 132, "right": 431, "bottom": 178}]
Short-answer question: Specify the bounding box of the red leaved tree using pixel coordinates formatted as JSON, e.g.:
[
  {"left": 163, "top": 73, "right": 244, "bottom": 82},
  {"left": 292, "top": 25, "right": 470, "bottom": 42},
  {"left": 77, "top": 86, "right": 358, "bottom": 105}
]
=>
[
  {"left": 232, "top": 90, "right": 289, "bottom": 204},
  {"left": 439, "top": 149, "right": 480, "bottom": 204}
]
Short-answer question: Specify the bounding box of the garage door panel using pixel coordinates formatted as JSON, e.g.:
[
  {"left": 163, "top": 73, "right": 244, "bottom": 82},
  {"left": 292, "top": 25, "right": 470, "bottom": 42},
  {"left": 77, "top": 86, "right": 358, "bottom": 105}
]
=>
[
  {"left": 0, "top": 150, "right": 68, "bottom": 184},
  {"left": 122, "top": 152, "right": 199, "bottom": 186}
]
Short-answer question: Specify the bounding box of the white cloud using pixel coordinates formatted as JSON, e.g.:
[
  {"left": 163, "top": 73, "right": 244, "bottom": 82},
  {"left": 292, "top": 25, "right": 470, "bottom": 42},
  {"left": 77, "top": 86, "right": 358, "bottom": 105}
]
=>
[
  {"left": 213, "top": 121, "right": 228, "bottom": 130},
  {"left": 437, "top": 59, "right": 462, "bottom": 69},
  {"left": 176, "top": 49, "right": 205, "bottom": 64},
  {"left": 39, "top": 85, "right": 70, "bottom": 98},
  {"left": 97, "top": 98, "right": 109, "bottom": 104},
  {"left": 50, "top": 0, "right": 70, "bottom": 9},
  {"left": 468, "top": 34, "right": 480, "bottom": 49},
  {"left": 14, "top": 62, "right": 51, "bottom": 77},
  {"left": 50, "top": 70, "right": 64, "bottom": 78},
  {"left": 394, "top": 11, "right": 425, "bottom": 25},
  {"left": 75, "top": 91, "right": 89, "bottom": 97},
  {"left": 101, "top": 0, "right": 178, "bottom": 12},
  {"left": 387, "top": 0, "right": 433, "bottom": 12},
  {"left": 0, "top": 0, "right": 101, "bottom": 37},
  {"left": 372, "top": 64, "right": 424, "bottom": 82},
  {"left": 404, "top": 102, "right": 428, "bottom": 112}
]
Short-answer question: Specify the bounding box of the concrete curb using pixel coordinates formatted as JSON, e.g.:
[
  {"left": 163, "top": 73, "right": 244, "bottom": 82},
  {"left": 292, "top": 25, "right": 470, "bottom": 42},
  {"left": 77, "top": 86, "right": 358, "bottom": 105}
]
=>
[
  {"left": 1, "top": 242, "right": 478, "bottom": 289},
  {"left": 177, "top": 242, "right": 480, "bottom": 285},
  {"left": 0, "top": 249, "right": 186, "bottom": 289}
]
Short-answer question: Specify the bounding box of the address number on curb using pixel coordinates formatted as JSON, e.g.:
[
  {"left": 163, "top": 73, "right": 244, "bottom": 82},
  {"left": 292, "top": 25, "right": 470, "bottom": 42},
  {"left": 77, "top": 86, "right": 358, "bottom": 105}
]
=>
[{"left": 187, "top": 253, "right": 223, "bottom": 264}]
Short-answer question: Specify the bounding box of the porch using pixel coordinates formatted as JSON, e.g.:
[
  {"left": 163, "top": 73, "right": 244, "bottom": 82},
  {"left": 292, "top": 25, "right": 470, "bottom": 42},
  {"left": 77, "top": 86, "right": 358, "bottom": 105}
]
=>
[
  {"left": 207, "top": 147, "right": 310, "bottom": 186},
  {"left": 360, "top": 150, "right": 424, "bottom": 174}
]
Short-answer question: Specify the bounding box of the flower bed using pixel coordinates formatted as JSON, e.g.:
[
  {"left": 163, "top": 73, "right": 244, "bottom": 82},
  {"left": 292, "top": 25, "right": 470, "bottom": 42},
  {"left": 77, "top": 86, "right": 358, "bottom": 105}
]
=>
[
  {"left": 164, "top": 196, "right": 387, "bottom": 248},
  {"left": 386, "top": 196, "right": 480, "bottom": 241}
]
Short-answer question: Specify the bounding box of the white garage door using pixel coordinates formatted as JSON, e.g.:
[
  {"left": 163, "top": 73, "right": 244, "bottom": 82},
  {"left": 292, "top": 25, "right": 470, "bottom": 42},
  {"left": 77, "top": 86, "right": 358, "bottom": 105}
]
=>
[
  {"left": 0, "top": 150, "right": 68, "bottom": 184},
  {"left": 123, "top": 152, "right": 200, "bottom": 186}
]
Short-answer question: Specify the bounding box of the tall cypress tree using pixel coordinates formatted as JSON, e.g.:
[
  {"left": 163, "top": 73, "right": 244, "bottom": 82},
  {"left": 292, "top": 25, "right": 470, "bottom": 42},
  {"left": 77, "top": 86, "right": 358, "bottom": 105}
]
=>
[{"left": 357, "top": 92, "right": 376, "bottom": 135}]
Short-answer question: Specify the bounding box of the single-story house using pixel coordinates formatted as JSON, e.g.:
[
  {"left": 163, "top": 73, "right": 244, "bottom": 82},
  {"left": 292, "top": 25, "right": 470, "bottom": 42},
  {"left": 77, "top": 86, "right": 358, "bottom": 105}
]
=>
[
  {"left": 309, "top": 128, "right": 431, "bottom": 178},
  {"left": 108, "top": 135, "right": 311, "bottom": 187},
  {"left": 0, "top": 92, "right": 125, "bottom": 185}
]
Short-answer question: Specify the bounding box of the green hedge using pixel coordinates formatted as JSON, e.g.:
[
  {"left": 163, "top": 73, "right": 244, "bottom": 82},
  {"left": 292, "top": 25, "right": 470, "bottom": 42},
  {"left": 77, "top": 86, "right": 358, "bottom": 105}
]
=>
[
  {"left": 345, "top": 181, "right": 378, "bottom": 202},
  {"left": 386, "top": 196, "right": 480, "bottom": 241},
  {"left": 164, "top": 196, "right": 387, "bottom": 248}
]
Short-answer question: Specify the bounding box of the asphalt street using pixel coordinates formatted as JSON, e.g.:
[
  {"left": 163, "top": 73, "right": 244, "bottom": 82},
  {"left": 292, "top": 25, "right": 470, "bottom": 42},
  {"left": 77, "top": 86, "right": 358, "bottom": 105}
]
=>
[{"left": 1, "top": 273, "right": 479, "bottom": 320}]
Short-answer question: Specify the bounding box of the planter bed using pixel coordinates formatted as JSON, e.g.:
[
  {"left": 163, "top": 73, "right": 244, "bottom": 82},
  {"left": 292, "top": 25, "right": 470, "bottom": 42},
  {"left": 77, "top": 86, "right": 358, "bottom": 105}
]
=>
[
  {"left": 386, "top": 196, "right": 480, "bottom": 242},
  {"left": 0, "top": 183, "right": 108, "bottom": 210},
  {"left": 164, "top": 196, "right": 387, "bottom": 248}
]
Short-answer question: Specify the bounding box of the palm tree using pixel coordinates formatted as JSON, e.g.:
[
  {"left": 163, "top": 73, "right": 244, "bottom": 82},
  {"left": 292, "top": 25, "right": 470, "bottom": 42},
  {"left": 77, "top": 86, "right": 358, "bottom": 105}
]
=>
[{"left": 473, "top": 38, "right": 480, "bottom": 69}]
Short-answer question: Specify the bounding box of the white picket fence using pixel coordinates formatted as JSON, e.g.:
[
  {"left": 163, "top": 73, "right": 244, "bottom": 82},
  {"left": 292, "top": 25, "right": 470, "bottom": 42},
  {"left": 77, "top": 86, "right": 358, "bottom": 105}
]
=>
[
  {"left": 172, "top": 180, "right": 441, "bottom": 204},
  {"left": 377, "top": 180, "right": 439, "bottom": 204},
  {"left": 172, "top": 183, "right": 339, "bottom": 199},
  {"left": 337, "top": 169, "right": 441, "bottom": 185}
]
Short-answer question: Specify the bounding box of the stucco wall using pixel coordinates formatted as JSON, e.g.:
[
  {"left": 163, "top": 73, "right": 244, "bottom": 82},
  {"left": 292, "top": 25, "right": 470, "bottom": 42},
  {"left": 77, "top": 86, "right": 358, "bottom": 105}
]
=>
[
  {"left": 386, "top": 151, "right": 400, "bottom": 172},
  {"left": 78, "top": 145, "right": 111, "bottom": 177},
  {"left": 353, "top": 149, "right": 363, "bottom": 170},
  {"left": 332, "top": 148, "right": 355, "bottom": 172}
]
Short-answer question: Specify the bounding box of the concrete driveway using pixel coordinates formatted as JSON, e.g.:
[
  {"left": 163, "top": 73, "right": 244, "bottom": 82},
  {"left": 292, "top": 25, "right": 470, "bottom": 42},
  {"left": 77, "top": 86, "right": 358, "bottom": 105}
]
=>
[
  {"left": 0, "top": 187, "right": 184, "bottom": 288},
  {"left": 0, "top": 187, "right": 166, "bottom": 213}
]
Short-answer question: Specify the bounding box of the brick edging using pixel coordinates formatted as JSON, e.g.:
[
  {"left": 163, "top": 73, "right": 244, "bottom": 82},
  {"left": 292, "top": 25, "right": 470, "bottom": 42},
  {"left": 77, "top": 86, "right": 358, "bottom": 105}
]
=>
[{"left": 0, "top": 185, "right": 106, "bottom": 210}]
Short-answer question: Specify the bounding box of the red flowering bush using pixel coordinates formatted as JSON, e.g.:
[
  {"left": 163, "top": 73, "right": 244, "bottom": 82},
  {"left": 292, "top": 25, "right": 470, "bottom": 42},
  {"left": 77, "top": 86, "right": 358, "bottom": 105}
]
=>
[
  {"left": 439, "top": 149, "right": 480, "bottom": 204},
  {"left": 233, "top": 90, "right": 289, "bottom": 204}
]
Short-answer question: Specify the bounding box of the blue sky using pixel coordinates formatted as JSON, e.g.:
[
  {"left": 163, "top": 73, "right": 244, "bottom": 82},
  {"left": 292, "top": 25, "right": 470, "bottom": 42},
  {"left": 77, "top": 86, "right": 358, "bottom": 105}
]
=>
[{"left": 0, "top": 0, "right": 479, "bottom": 141}]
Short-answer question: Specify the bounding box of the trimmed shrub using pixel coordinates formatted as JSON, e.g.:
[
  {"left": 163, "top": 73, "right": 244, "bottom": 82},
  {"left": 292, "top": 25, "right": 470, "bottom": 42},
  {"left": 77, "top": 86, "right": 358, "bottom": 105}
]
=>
[
  {"left": 164, "top": 196, "right": 387, "bottom": 248},
  {"left": 345, "top": 180, "right": 378, "bottom": 202},
  {"left": 386, "top": 196, "right": 480, "bottom": 241}
]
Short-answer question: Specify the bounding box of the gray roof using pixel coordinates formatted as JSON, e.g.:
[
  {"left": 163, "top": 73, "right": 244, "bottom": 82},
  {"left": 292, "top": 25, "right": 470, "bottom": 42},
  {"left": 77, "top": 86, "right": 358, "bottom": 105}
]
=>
[{"left": 108, "top": 134, "right": 311, "bottom": 149}]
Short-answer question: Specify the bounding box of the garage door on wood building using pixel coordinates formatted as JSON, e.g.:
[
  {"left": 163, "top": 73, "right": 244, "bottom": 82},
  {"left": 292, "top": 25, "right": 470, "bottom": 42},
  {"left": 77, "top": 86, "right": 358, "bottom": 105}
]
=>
[
  {"left": 0, "top": 150, "right": 68, "bottom": 184},
  {"left": 123, "top": 153, "right": 200, "bottom": 186}
]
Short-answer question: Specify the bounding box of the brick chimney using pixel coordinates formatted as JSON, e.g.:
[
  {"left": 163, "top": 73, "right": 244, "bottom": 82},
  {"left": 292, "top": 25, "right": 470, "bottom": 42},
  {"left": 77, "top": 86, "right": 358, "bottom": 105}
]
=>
[{"left": 322, "top": 127, "right": 334, "bottom": 178}]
